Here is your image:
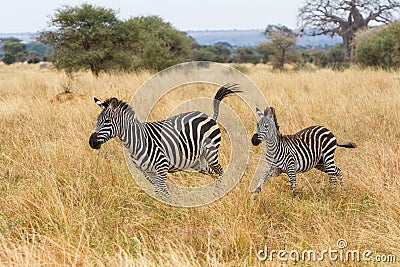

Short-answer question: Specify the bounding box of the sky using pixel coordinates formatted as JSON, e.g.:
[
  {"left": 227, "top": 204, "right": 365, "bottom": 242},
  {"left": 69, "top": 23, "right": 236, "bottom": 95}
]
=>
[{"left": 0, "top": 0, "right": 305, "bottom": 33}]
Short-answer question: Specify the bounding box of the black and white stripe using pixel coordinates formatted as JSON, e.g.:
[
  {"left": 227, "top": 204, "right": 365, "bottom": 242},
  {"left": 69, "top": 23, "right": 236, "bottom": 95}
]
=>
[
  {"left": 251, "top": 107, "right": 356, "bottom": 199},
  {"left": 89, "top": 84, "right": 241, "bottom": 195}
]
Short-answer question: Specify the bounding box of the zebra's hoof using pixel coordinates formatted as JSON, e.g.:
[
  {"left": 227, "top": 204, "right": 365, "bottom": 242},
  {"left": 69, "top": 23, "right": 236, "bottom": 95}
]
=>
[{"left": 253, "top": 188, "right": 261, "bottom": 200}]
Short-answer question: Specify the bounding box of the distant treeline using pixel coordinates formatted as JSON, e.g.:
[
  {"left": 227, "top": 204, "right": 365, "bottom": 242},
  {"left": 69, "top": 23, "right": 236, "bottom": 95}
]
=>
[
  {"left": 0, "top": 36, "right": 342, "bottom": 67},
  {"left": 0, "top": 38, "right": 48, "bottom": 64}
]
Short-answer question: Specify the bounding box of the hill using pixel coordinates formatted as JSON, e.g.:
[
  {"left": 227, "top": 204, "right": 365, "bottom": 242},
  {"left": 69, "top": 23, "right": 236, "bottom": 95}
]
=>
[
  {"left": 0, "top": 32, "right": 35, "bottom": 43},
  {"left": 187, "top": 29, "right": 342, "bottom": 47},
  {"left": 1, "top": 30, "right": 342, "bottom": 48}
]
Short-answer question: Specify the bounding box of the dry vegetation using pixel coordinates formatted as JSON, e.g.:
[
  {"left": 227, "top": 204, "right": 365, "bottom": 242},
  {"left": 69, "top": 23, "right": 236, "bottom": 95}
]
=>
[{"left": 0, "top": 63, "right": 399, "bottom": 266}]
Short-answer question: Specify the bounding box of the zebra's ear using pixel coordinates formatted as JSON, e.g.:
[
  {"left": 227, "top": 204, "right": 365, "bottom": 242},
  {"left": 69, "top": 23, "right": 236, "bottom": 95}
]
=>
[
  {"left": 110, "top": 97, "right": 119, "bottom": 110},
  {"left": 264, "top": 107, "right": 275, "bottom": 116},
  {"left": 256, "top": 107, "right": 263, "bottom": 118},
  {"left": 269, "top": 107, "right": 275, "bottom": 115},
  {"left": 94, "top": 97, "right": 105, "bottom": 109}
]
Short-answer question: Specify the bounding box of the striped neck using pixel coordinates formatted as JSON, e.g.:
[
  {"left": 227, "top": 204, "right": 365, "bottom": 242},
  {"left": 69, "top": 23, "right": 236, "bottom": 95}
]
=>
[
  {"left": 265, "top": 125, "right": 282, "bottom": 158},
  {"left": 118, "top": 107, "right": 146, "bottom": 156}
]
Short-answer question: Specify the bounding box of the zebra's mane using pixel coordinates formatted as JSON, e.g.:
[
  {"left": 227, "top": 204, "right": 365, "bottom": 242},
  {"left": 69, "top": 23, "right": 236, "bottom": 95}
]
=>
[
  {"left": 268, "top": 108, "right": 281, "bottom": 136},
  {"left": 104, "top": 98, "right": 136, "bottom": 120}
]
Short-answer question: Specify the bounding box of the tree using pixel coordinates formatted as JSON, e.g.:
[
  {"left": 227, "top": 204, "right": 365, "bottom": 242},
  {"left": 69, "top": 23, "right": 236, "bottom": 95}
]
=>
[
  {"left": 27, "top": 43, "right": 47, "bottom": 60},
  {"left": 262, "top": 25, "right": 297, "bottom": 69},
  {"left": 231, "top": 47, "right": 260, "bottom": 64},
  {"left": 298, "top": 0, "right": 400, "bottom": 60},
  {"left": 257, "top": 43, "right": 274, "bottom": 63},
  {"left": 27, "top": 51, "right": 41, "bottom": 64},
  {"left": 297, "top": 49, "right": 328, "bottom": 68},
  {"left": 207, "top": 42, "right": 232, "bottom": 62},
  {"left": 125, "top": 16, "right": 194, "bottom": 71},
  {"left": 190, "top": 45, "right": 219, "bottom": 62},
  {"left": 354, "top": 22, "right": 400, "bottom": 69},
  {"left": 38, "top": 4, "right": 135, "bottom": 76},
  {"left": 2, "top": 53, "right": 15, "bottom": 65},
  {"left": 1, "top": 39, "right": 27, "bottom": 64},
  {"left": 326, "top": 44, "right": 349, "bottom": 69},
  {"left": 190, "top": 42, "right": 233, "bottom": 63}
]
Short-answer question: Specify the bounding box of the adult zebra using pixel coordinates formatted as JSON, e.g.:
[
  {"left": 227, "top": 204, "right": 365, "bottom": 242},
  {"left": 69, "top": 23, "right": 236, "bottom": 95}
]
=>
[
  {"left": 251, "top": 107, "right": 356, "bottom": 199},
  {"left": 89, "top": 84, "right": 241, "bottom": 196}
]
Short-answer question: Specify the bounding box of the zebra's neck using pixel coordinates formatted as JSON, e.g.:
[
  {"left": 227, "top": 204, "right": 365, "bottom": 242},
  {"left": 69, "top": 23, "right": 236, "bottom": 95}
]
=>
[
  {"left": 118, "top": 109, "right": 146, "bottom": 156},
  {"left": 265, "top": 127, "right": 283, "bottom": 158}
]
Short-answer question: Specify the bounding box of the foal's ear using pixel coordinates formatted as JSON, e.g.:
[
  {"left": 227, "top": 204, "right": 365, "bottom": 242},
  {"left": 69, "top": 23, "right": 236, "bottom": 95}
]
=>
[
  {"left": 256, "top": 107, "right": 263, "bottom": 118},
  {"left": 269, "top": 107, "right": 275, "bottom": 114},
  {"left": 94, "top": 97, "right": 105, "bottom": 109},
  {"left": 110, "top": 97, "right": 119, "bottom": 110},
  {"left": 265, "top": 107, "right": 275, "bottom": 116}
]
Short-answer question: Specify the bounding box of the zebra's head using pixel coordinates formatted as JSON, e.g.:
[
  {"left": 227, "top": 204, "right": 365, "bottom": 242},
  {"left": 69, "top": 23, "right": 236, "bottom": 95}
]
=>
[
  {"left": 251, "top": 107, "right": 279, "bottom": 146},
  {"left": 89, "top": 97, "right": 121, "bottom": 149}
]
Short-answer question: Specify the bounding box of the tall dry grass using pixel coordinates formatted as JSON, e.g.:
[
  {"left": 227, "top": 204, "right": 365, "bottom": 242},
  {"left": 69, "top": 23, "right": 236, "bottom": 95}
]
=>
[{"left": 0, "top": 63, "right": 399, "bottom": 266}]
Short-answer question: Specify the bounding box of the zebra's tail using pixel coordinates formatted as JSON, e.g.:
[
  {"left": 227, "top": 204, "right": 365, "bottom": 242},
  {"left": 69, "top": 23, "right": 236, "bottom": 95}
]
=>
[
  {"left": 337, "top": 142, "right": 357, "bottom": 148},
  {"left": 213, "top": 83, "right": 242, "bottom": 120}
]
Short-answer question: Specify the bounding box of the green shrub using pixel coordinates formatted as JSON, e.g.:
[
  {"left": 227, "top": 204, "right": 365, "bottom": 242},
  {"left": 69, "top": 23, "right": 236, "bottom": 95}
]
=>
[
  {"left": 327, "top": 44, "right": 348, "bottom": 69},
  {"left": 2, "top": 52, "right": 15, "bottom": 65},
  {"left": 354, "top": 22, "right": 400, "bottom": 69}
]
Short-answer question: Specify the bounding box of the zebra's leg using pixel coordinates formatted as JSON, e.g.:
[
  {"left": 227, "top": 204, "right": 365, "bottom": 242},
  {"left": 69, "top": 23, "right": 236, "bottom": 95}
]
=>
[
  {"left": 203, "top": 147, "right": 223, "bottom": 188},
  {"left": 314, "top": 163, "right": 338, "bottom": 186},
  {"left": 287, "top": 169, "right": 297, "bottom": 192},
  {"left": 328, "top": 166, "right": 344, "bottom": 186},
  {"left": 209, "top": 162, "right": 223, "bottom": 189},
  {"left": 335, "top": 167, "right": 344, "bottom": 184},
  {"left": 193, "top": 156, "right": 213, "bottom": 175},
  {"left": 322, "top": 158, "right": 343, "bottom": 187},
  {"left": 320, "top": 147, "right": 344, "bottom": 187},
  {"left": 200, "top": 150, "right": 215, "bottom": 176},
  {"left": 253, "top": 167, "right": 280, "bottom": 200},
  {"left": 143, "top": 172, "right": 156, "bottom": 185},
  {"left": 154, "top": 171, "right": 170, "bottom": 197}
]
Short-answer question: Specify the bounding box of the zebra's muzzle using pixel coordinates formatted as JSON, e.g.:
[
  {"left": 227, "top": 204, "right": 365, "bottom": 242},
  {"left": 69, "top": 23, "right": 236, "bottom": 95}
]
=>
[
  {"left": 89, "top": 133, "right": 101, "bottom": 149},
  {"left": 251, "top": 133, "right": 261, "bottom": 146}
]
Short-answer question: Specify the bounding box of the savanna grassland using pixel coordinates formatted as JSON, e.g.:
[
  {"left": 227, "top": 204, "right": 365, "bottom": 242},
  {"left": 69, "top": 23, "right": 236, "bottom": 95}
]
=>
[{"left": 0, "top": 63, "right": 399, "bottom": 266}]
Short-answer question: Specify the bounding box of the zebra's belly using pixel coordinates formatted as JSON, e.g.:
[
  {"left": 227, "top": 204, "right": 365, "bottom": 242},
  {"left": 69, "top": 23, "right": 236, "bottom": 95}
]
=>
[
  {"left": 168, "top": 156, "right": 201, "bottom": 172},
  {"left": 131, "top": 156, "right": 157, "bottom": 173},
  {"left": 294, "top": 156, "right": 321, "bottom": 173},
  {"left": 269, "top": 153, "right": 321, "bottom": 173}
]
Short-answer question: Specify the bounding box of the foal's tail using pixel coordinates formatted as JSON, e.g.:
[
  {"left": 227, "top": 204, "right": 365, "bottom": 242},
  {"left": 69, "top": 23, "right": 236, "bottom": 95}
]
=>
[
  {"left": 213, "top": 83, "right": 242, "bottom": 120},
  {"left": 337, "top": 142, "right": 357, "bottom": 148}
]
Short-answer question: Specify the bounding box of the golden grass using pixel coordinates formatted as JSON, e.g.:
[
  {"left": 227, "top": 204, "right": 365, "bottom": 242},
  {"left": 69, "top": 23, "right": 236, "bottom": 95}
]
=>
[{"left": 0, "top": 63, "right": 399, "bottom": 266}]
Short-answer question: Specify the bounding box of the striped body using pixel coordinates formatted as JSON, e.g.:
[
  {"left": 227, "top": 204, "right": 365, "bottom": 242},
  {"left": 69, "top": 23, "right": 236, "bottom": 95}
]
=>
[
  {"left": 126, "top": 111, "right": 221, "bottom": 174},
  {"left": 251, "top": 107, "right": 355, "bottom": 199},
  {"left": 89, "top": 84, "right": 241, "bottom": 195},
  {"left": 268, "top": 126, "right": 337, "bottom": 173}
]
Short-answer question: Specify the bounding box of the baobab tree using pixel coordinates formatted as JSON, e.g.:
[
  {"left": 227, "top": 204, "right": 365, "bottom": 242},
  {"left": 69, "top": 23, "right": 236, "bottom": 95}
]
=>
[{"left": 298, "top": 0, "right": 400, "bottom": 60}]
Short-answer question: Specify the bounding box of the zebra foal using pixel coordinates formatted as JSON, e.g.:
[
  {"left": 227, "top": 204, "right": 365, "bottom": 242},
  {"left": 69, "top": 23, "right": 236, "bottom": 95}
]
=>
[
  {"left": 89, "top": 84, "right": 241, "bottom": 196},
  {"left": 251, "top": 107, "right": 356, "bottom": 199}
]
